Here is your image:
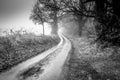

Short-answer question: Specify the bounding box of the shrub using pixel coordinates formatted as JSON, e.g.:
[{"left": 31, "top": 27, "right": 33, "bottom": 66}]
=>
[{"left": 0, "top": 30, "right": 60, "bottom": 73}]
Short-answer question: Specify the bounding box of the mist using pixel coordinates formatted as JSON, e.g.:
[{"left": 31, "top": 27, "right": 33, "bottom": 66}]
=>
[{"left": 0, "top": 0, "right": 51, "bottom": 35}]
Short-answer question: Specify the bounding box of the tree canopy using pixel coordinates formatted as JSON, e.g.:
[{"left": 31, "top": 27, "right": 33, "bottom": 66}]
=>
[
  {"left": 83, "top": 0, "right": 120, "bottom": 48},
  {"left": 30, "top": 0, "right": 120, "bottom": 48},
  {"left": 30, "top": 0, "right": 65, "bottom": 35}
]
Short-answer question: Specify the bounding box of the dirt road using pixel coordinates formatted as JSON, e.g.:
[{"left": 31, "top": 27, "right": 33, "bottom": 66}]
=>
[{"left": 0, "top": 33, "right": 72, "bottom": 80}]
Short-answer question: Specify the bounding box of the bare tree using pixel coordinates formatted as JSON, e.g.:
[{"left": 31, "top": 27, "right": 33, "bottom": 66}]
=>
[
  {"left": 59, "top": 0, "right": 94, "bottom": 35},
  {"left": 30, "top": 0, "right": 63, "bottom": 35}
]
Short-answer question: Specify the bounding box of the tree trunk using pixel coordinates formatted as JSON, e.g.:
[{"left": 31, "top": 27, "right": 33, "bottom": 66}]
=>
[
  {"left": 51, "top": 11, "right": 58, "bottom": 35},
  {"left": 112, "top": 0, "right": 120, "bottom": 17},
  {"left": 74, "top": 14, "right": 84, "bottom": 36},
  {"left": 42, "top": 23, "right": 45, "bottom": 35},
  {"left": 51, "top": 12, "right": 58, "bottom": 35},
  {"left": 51, "top": 21, "right": 58, "bottom": 35}
]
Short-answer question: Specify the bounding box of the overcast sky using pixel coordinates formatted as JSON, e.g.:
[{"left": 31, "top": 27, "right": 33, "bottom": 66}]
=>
[{"left": 0, "top": 0, "right": 51, "bottom": 35}]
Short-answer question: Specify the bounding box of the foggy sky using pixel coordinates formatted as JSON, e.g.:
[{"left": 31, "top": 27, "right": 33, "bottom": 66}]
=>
[{"left": 0, "top": 0, "right": 37, "bottom": 32}]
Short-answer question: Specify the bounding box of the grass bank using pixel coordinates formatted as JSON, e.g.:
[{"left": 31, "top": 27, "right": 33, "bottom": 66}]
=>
[
  {"left": 0, "top": 32, "right": 60, "bottom": 74},
  {"left": 64, "top": 37, "right": 120, "bottom": 80}
]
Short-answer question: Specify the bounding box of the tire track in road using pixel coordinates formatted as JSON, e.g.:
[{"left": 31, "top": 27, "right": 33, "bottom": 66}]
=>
[{"left": 0, "top": 33, "right": 71, "bottom": 80}]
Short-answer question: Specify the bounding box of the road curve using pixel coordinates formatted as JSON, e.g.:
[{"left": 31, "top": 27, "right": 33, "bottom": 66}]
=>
[{"left": 0, "top": 33, "right": 72, "bottom": 80}]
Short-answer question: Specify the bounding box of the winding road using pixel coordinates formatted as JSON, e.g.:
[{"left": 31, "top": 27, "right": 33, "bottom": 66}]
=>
[{"left": 0, "top": 33, "right": 72, "bottom": 80}]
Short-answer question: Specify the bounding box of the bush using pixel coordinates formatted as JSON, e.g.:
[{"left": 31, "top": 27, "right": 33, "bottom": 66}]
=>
[
  {"left": 0, "top": 30, "right": 60, "bottom": 73},
  {"left": 95, "top": 15, "right": 120, "bottom": 49}
]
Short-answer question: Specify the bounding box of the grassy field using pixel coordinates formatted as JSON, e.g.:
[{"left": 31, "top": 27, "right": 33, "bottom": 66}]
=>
[
  {"left": 63, "top": 37, "right": 120, "bottom": 80},
  {"left": 0, "top": 32, "right": 60, "bottom": 74}
]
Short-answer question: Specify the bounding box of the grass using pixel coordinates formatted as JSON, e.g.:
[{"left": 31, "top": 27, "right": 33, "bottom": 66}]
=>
[
  {"left": 63, "top": 36, "right": 120, "bottom": 80},
  {"left": 0, "top": 30, "right": 60, "bottom": 74}
]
